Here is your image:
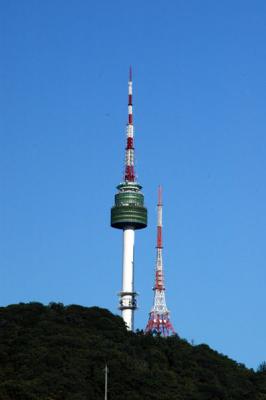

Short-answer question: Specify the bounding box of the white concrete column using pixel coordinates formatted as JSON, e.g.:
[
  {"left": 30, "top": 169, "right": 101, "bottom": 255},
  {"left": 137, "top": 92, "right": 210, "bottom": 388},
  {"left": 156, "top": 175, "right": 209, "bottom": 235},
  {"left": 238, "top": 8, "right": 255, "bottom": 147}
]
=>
[{"left": 121, "top": 228, "right": 135, "bottom": 330}]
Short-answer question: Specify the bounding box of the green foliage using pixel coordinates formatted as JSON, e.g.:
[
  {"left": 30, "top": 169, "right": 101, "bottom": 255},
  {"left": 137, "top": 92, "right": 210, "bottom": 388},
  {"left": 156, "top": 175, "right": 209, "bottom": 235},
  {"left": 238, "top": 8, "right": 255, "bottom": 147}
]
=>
[
  {"left": 0, "top": 303, "right": 265, "bottom": 399},
  {"left": 258, "top": 362, "right": 266, "bottom": 373}
]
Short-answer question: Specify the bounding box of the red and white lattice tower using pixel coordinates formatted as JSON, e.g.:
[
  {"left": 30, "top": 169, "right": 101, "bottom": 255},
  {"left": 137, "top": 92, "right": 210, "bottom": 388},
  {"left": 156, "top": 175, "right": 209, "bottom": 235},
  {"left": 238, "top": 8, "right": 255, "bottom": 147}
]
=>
[{"left": 145, "top": 186, "right": 175, "bottom": 336}]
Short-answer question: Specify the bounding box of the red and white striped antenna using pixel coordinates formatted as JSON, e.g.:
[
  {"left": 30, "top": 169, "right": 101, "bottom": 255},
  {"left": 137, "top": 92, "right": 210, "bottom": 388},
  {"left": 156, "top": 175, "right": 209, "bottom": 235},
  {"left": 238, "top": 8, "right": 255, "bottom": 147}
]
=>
[
  {"left": 124, "top": 66, "right": 135, "bottom": 182},
  {"left": 154, "top": 185, "right": 164, "bottom": 291},
  {"left": 157, "top": 185, "right": 163, "bottom": 249}
]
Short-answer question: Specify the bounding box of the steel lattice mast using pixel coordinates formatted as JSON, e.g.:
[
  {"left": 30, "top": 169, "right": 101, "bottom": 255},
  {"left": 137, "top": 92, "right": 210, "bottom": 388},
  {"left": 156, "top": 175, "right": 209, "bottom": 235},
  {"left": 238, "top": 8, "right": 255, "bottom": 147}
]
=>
[
  {"left": 111, "top": 68, "right": 147, "bottom": 331},
  {"left": 145, "top": 186, "right": 175, "bottom": 336}
]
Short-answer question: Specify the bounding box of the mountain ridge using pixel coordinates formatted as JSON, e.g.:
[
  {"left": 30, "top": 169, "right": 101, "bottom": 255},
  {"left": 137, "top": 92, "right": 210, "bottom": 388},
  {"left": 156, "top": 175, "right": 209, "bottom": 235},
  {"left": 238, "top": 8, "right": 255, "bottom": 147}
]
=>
[{"left": 0, "top": 302, "right": 265, "bottom": 400}]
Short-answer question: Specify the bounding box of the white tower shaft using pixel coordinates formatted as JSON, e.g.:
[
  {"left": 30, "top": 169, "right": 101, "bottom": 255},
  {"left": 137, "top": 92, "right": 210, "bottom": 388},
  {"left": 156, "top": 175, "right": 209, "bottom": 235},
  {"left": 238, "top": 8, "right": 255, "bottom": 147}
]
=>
[{"left": 119, "top": 228, "right": 136, "bottom": 331}]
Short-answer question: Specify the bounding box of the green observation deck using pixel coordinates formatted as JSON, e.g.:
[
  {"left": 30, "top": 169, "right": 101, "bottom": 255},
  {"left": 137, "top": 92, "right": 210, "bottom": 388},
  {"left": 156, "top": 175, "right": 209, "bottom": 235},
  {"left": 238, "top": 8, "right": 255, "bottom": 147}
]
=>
[{"left": 111, "top": 182, "right": 147, "bottom": 230}]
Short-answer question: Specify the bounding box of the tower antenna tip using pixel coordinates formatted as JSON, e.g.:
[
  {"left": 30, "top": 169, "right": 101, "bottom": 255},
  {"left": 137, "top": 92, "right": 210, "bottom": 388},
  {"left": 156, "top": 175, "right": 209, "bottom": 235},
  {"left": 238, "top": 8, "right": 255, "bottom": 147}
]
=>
[
  {"left": 158, "top": 185, "right": 163, "bottom": 205},
  {"left": 129, "top": 66, "right": 132, "bottom": 81}
]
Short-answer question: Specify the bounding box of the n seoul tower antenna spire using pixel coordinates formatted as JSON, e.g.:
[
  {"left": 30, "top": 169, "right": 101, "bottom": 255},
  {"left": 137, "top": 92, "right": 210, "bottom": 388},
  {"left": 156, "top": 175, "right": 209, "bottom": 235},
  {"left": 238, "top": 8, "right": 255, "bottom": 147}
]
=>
[
  {"left": 145, "top": 186, "right": 175, "bottom": 336},
  {"left": 111, "top": 68, "right": 147, "bottom": 331}
]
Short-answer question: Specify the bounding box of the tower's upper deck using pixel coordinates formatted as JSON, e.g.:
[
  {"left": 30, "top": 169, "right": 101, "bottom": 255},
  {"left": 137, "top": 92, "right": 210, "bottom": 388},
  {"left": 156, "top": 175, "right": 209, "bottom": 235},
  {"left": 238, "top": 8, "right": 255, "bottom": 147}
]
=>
[
  {"left": 111, "top": 182, "right": 147, "bottom": 230},
  {"left": 111, "top": 69, "right": 147, "bottom": 230}
]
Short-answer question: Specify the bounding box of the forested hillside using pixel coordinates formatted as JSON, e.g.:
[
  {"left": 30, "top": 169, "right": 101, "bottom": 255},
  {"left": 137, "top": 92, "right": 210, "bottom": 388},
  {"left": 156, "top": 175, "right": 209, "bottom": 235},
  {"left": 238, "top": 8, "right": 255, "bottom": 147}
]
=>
[{"left": 0, "top": 303, "right": 265, "bottom": 400}]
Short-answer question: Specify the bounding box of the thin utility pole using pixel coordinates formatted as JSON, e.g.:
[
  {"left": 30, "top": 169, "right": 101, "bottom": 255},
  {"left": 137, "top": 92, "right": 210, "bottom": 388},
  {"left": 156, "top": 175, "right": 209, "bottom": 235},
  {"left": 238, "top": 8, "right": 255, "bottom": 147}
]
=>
[{"left": 104, "top": 364, "right": 108, "bottom": 400}]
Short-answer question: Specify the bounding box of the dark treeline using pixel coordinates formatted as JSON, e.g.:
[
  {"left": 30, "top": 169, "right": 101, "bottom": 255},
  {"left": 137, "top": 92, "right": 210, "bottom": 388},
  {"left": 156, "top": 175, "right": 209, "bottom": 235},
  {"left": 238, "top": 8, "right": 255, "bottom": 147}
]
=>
[{"left": 0, "top": 302, "right": 265, "bottom": 400}]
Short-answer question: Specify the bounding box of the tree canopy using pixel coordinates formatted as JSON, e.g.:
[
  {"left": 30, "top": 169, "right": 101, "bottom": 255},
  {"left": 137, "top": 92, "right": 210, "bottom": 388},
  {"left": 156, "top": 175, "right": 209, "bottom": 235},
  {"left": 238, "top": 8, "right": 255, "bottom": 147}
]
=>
[{"left": 0, "top": 302, "right": 265, "bottom": 400}]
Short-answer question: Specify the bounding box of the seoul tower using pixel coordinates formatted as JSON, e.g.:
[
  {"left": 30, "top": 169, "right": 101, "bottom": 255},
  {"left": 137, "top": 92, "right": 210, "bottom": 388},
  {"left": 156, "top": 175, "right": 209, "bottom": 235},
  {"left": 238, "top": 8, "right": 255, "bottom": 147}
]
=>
[
  {"left": 145, "top": 186, "right": 175, "bottom": 336},
  {"left": 111, "top": 68, "right": 147, "bottom": 331}
]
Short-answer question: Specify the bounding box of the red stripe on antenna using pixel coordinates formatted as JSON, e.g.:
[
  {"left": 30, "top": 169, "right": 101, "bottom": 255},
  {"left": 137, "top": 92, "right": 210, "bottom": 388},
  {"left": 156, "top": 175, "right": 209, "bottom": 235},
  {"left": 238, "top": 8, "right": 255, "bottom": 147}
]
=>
[
  {"left": 126, "top": 137, "right": 134, "bottom": 149},
  {"left": 157, "top": 227, "right": 162, "bottom": 248}
]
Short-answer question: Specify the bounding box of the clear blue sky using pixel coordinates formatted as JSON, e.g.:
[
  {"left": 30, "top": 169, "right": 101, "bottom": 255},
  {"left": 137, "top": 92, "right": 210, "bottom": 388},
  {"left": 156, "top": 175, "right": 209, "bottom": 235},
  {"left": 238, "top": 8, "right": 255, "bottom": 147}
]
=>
[{"left": 1, "top": 0, "right": 265, "bottom": 369}]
